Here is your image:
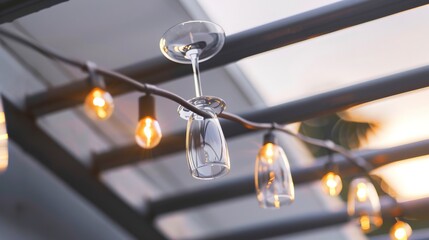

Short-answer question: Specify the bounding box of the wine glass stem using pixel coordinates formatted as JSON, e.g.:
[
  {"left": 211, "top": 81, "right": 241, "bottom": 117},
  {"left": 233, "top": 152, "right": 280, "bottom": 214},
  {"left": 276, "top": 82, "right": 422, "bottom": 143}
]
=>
[{"left": 188, "top": 51, "right": 203, "bottom": 97}]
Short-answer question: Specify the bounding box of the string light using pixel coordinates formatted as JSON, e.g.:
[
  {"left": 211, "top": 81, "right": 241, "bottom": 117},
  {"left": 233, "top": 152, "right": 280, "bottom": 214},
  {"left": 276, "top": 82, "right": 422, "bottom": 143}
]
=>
[
  {"left": 0, "top": 26, "right": 394, "bottom": 220},
  {"left": 135, "top": 95, "right": 162, "bottom": 149},
  {"left": 390, "top": 220, "right": 412, "bottom": 240},
  {"left": 347, "top": 178, "right": 383, "bottom": 233},
  {"left": 321, "top": 171, "right": 343, "bottom": 197},
  {"left": 84, "top": 62, "right": 115, "bottom": 120},
  {"left": 255, "top": 131, "right": 294, "bottom": 208}
]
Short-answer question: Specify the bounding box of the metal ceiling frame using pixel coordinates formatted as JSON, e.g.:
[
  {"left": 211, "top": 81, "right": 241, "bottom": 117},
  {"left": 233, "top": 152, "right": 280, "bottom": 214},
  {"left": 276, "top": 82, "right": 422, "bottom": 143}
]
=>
[
  {"left": 3, "top": 0, "right": 429, "bottom": 240},
  {"left": 199, "top": 196, "right": 429, "bottom": 240},
  {"left": 0, "top": 0, "right": 67, "bottom": 24},
  {"left": 25, "top": 0, "right": 429, "bottom": 116},
  {"left": 147, "top": 139, "right": 429, "bottom": 216},
  {"left": 3, "top": 97, "right": 167, "bottom": 240}
]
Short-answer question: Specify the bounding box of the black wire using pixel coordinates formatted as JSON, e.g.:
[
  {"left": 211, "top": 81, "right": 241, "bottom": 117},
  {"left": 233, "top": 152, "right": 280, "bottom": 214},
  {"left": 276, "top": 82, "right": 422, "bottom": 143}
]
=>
[{"left": 0, "top": 28, "right": 377, "bottom": 181}]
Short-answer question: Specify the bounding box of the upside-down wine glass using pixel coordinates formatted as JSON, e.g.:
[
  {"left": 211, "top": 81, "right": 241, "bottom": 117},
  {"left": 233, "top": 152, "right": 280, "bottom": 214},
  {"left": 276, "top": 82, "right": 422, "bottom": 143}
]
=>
[{"left": 160, "top": 21, "right": 230, "bottom": 180}]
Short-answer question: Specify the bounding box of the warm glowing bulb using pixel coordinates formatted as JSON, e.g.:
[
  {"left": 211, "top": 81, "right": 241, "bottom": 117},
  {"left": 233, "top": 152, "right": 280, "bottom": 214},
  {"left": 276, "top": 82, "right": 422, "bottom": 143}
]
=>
[
  {"left": 135, "top": 117, "right": 162, "bottom": 149},
  {"left": 390, "top": 220, "right": 412, "bottom": 240},
  {"left": 84, "top": 87, "right": 114, "bottom": 120},
  {"left": 261, "top": 143, "right": 276, "bottom": 164},
  {"left": 356, "top": 182, "right": 368, "bottom": 202},
  {"left": 255, "top": 137, "right": 294, "bottom": 208},
  {"left": 0, "top": 110, "right": 8, "bottom": 173},
  {"left": 360, "top": 215, "right": 371, "bottom": 232},
  {"left": 321, "top": 172, "right": 343, "bottom": 196},
  {"left": 348, "top": 178, "right": 383, "bottom": 233}
]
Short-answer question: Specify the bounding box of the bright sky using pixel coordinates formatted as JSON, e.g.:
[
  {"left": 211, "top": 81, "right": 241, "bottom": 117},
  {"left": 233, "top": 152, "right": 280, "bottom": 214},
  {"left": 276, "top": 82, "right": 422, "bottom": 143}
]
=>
[{"left": 196, "top": 1, "right": 429, "bottom": 202}]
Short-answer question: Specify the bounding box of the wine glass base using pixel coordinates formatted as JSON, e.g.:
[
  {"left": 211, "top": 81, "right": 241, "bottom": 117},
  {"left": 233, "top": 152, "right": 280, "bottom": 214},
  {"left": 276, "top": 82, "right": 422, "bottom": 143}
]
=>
[
  {"left": 177, "top": 96, "right": 226, "bottom": 120},
  {"left": 160, "top": 20, "right": 226, "bottom": 64}
]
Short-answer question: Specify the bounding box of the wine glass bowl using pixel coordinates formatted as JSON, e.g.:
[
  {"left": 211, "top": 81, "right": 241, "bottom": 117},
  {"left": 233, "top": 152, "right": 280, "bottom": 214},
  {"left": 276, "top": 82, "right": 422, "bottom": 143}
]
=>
[{"left": 160, "top": 20, "right": 226, "bottom": 64}]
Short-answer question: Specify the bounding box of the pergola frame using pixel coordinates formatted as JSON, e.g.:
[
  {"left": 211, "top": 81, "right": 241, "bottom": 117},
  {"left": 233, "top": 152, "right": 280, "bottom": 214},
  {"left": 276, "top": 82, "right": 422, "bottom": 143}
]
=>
[{"left": 4, "top": 0, "right": 429, "bottom": 239}]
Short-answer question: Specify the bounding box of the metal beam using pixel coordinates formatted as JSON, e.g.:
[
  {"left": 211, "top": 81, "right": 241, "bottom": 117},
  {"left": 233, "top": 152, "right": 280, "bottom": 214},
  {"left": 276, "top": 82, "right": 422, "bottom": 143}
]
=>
[
  {"left": 2, "top": 97, "right": 167, "bottom": 240},
  {"left": 146, "top": 139, "right": 429, "bottom": 217},
  {"left": 0, "top": 0, "right": 67, "bottom": 24},
  {"left": 26, "top": 0, "right": 429, "bottom": 116},
  {"left": 93, "top": 65, "right": 429, "bottom": 172},
  {"left": 196, "top": 196, "right": 428, "bottom": 240}
]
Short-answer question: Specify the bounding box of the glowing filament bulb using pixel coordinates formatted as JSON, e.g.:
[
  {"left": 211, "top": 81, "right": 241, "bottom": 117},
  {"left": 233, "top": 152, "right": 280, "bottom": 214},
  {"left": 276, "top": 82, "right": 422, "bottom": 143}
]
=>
[
  {"left": 347, "top": 178, "right": 383, "bottom": 233},
  {"left": 356, "top": 182, "right": 368, "bottom": 202},
  {"left": 263, "top": 143, "right": 275, "bottom": 164},
  {"left": 255, "top": 132, "right": 294, "bottom": 208},
  {"left": 360, "top": 215, "right": 371, "bottom": 232},
  {"left": 0, "top": 110, "right": 8, "bottom": 173},
  {"left": 135, "top": 117, "right": 162, "bottom": 149},
  {"left": 84, "top": 87, "right": 114, "bottom": 120},
  {"left": 321, "top": 172, "right": 343, "bottom": 196},
  {"left": 390, "top": 220, "right": 412, "bottom": 240}
]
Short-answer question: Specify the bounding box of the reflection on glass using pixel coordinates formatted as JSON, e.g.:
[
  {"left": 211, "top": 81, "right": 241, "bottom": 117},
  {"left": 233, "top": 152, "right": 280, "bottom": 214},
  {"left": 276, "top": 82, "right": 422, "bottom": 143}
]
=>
[
  {"left": 347, "top": 178, "right": 382, "bottom": 233},
  {"left": 255, "top": 133, "right": 294, "bottom": 208},
  {"left": 186, "top": 108, "right": 230, "bottom": 180}
]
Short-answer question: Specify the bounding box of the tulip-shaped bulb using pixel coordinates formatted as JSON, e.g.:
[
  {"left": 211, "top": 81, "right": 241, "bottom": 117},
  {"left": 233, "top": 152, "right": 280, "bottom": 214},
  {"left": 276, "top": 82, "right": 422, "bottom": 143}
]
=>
[
  {"left": 84, "top": 87, "right": 114, "bottom": 120},
  {"left": 347, "top": 178, "right": 383, "bottom": 233},
  {"left": 186, "top": 106, "right": 230, "bottom": 180},
  {"left": 390, "top": 220, "right": 412, "bottom": 240},
  {"left": 321, "top": 171, "right": 343, "bottom": 196},
  {"left": 0, "top": 110, "right": 8, "bottom": 173},
  {"left": 255, "top": 132, "right": 294, "bottom": 208},
  {"left": 135, "top": 95, "right": 162, "bottom": 149}
]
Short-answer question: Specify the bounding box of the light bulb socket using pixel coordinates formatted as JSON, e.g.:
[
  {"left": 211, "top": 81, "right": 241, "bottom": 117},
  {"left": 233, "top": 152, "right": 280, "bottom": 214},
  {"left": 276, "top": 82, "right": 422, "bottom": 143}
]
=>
[
  {"left": 86, "top": 61, "right": 106, "bottom": 89},
  {"left": 139, "top": 94, "right": 156, "bottom": 119},
  {"left": 263, "top": 131, "right": 277, "bottom": 145}
]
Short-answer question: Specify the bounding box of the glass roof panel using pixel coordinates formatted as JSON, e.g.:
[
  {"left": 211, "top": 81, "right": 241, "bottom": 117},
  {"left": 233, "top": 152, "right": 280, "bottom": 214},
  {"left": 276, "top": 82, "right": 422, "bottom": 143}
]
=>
[{"left": 197, "top": 0, "right": 340, "bottom": 35}]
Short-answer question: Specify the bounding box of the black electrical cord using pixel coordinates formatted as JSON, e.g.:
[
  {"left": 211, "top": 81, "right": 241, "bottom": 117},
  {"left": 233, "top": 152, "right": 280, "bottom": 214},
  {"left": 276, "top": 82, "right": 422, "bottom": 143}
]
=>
[{"left": 0, "top": 28, "right": 377, "bottom": 181}]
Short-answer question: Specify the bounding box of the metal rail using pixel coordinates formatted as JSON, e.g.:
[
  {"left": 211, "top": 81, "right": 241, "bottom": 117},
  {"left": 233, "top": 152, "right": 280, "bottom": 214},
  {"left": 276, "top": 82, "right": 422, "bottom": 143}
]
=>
[{"left": 3, "top": 97, "right": 167, "bottom": 240}]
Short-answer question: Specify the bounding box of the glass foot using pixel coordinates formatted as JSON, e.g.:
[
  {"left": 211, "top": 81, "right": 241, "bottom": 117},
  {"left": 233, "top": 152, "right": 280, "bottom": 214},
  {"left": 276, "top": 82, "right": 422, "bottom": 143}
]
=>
[{"left": 160, "top": 20, "right": 225, "bottom": 64}]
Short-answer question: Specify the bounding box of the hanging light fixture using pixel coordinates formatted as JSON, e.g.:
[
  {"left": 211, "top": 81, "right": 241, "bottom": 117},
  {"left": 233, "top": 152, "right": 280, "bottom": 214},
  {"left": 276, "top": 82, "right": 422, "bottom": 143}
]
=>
[
  {"left": 160, "top": 21, "right": 230, "bottom": 180},
  {"left": 135, "top": 95, "right": 162, "bottom": 149},
  {"left": 390, "top": 219, "right": 412, "bottom": 240},
  {"left": 347, "top": 177, "right": 383, "bottom": 233},
  {"left": 321, "top": 153, "right": 343, "bottom": 197},
  {"left": 255, "top": 131, "right": 294, "bottom": 208},
  {"left": 84, "top": 62, "right": 114, "bottom": 120},
  {"left": 0, "top": 98, "right": 8, "bottom": 173},
  {"left": 321, "top": 171, "right": 343, "bottom": 197}
]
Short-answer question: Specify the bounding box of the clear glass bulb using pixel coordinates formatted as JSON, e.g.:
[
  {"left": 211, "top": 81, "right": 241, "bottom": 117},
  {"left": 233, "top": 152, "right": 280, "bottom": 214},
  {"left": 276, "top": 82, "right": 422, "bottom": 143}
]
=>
[
  {"left": 321, "top": 171, "right": 343, "bottom": 196},
  {"left": 347, "top": 178, "right": 383, "bottom": 233},
  {"left": 255, "top": 142, "right": 294, "bottom": 208},
  {"left": 390, "top": 220, "right": 412, "bottom": 240},
  {"left": 186, "top": 108, "right": 230, "bottom": 180},
  {"left": 0, "top": 111, "right": 8, "bottom": 173},
  {"left": 84, "top": 87, "right": 114, "bottom": 120},
  {"left": 135, "top": 117, "right": 162, "bottom": 149}
]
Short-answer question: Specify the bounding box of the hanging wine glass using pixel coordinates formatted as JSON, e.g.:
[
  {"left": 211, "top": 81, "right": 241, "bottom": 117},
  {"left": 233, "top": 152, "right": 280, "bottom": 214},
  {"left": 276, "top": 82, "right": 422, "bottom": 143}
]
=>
[{"left": 160, "top": 21, "right": 230, "bottom": 180}]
